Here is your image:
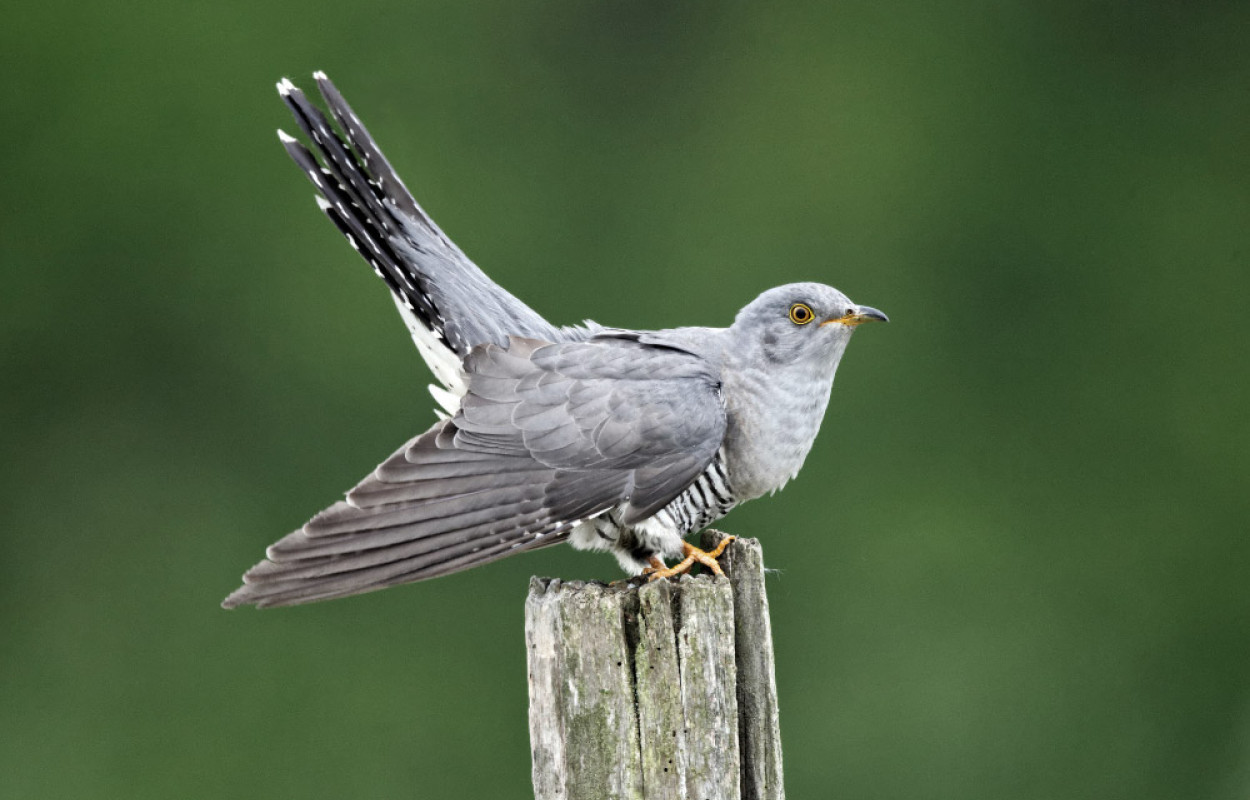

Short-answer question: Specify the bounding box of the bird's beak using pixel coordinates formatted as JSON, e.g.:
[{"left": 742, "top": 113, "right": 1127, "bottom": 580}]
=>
[{"left": 821, "top": 305, "right": 890, "bottom": 327}]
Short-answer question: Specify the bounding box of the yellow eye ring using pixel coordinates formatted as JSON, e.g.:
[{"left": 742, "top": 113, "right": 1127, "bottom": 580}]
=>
[{"left": 788, "top": 303, "right": 815, "bottom": 325}]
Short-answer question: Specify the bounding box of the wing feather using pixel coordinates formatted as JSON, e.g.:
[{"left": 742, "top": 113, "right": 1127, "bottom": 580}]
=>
[{"left": 222, "top": 335, "right": 726, "bottom": 608}]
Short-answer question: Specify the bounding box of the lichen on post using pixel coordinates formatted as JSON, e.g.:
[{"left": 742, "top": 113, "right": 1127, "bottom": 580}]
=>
[{"left": 525, "top": 533, "right": 784, "bottom": 800}]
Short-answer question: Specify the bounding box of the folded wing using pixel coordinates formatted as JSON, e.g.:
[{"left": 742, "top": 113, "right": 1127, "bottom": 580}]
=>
[{"left": 223, "top": 336, "right": 726, "bottom": 607}]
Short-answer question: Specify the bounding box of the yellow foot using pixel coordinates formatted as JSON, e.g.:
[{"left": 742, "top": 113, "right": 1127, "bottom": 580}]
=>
[
  {"left": 640, "top": 555, "right": 667, "bottom": 576},
  {"left": 646, "top": 537, "right": 736, "bottom": 581},
  {"left": 614, "top": 556, "right": 667, "bottom": 586}
]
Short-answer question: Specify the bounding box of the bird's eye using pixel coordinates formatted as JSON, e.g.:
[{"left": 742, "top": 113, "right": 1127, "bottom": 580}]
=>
[{"left": 788, "top": 303, "right": 815, "bottom": 325}]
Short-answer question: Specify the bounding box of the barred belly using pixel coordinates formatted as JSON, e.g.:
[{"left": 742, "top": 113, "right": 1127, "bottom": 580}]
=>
[
  {"left": 647, "top": 450, "right": 737, "bottom": 536},
  {"left": 569, "top": 449, "right": 737, "bottom": 573}
]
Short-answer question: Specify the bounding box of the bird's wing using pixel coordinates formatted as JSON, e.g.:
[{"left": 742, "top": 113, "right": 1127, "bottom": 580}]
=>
[
  {"left": 222, "top": 336, "right": 727, "bottom": 608},
  {"left": 276, "top": 73, "right": 562, "bottom": 410}
]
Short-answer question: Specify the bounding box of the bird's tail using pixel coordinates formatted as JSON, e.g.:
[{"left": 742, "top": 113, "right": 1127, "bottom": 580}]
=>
[
  {"left": 278, "top": 75, "right": 455, "bottom": 354},
  {"left": 275, "top": 73, "right": 560, "bottom": 390}
]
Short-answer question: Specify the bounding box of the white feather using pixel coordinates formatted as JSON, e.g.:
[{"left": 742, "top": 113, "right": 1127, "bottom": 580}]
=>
[
  {"left": 631, "top": 514, "right": 687, "bottom": 562},
  {"left": 390, "top": 293, "right": 466, "bottom": 413},
  {"left": 428, "top": 384, "right": 460, "bottom": 417}
]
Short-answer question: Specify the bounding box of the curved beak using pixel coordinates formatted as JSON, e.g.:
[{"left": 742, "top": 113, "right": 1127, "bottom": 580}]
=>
[
  {"left": 853, "top": 305, "right": 889, "bottom": 324},
  {"left": 821, "top": 304, "right": 890, "bottom": 327}
]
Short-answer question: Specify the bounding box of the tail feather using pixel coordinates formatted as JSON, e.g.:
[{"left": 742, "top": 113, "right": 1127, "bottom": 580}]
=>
[
  {"left": 311, "top": 71, "right": 448, "bottom": 247},
  {"left": 277, "top": 82, "right": 447, "bottom": 345},
  {"left": 274, "top": 72, "right": 563, "bottom": 383}
]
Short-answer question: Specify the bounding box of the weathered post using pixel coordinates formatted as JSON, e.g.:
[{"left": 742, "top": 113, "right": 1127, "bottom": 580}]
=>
[{"left": 525, "top": 531, "right": 784, "bottom": 800}]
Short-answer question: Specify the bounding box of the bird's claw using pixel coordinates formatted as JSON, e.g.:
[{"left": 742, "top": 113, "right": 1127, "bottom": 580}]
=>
[
  {"left": 646, "top": 537, "right": 736, "bottom": 581},
  {"left": 611, "top": 556, "right": 668, "bottom": 587}
]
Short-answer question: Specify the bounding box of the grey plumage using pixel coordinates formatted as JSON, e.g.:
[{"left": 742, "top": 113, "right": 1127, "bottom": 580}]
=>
[{"left": 223, "top": 73, "right": 887, "bottom": 609}]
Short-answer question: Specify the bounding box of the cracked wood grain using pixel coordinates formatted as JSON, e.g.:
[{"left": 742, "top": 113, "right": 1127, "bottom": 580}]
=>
[{"left": 526, "top": 533, "right": 784, "bottom": 800}]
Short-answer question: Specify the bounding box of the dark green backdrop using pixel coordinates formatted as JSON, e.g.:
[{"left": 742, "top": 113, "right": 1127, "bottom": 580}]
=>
[{"left": 3, "top": 1, "right": 1248, "bottom": 797}]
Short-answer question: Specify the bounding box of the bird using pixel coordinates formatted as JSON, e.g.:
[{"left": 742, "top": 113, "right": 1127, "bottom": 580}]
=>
[{"left": 222, "top": 72, "right": 887, "bottom": 609}]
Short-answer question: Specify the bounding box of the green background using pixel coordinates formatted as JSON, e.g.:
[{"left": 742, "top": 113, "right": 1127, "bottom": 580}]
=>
[{"left": 3, "top": 1, "right": 1248, "bottom": 797}]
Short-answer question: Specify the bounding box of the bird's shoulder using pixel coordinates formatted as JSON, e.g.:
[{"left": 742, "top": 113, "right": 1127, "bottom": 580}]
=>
[
  {"left": 466, "top": 328, "right": 727, "bottom": 387},
  {"left": 456, "top": 333, "right": 727, "bottom": 466}
]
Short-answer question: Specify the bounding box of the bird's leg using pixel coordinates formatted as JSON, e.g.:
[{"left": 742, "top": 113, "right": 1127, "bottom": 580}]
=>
[{"left": 646, "top": 537, "right": 736, "bottom": 581}]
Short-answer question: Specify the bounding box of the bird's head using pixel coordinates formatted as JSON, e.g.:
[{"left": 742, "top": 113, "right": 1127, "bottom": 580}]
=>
[{"left": 731, "top": 282, "right": 888, "bottom": 367}]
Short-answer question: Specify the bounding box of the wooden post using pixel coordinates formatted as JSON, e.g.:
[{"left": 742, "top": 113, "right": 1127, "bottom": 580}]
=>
[{"left": 525, "top": 531, "right": 785, "bottom": 800}]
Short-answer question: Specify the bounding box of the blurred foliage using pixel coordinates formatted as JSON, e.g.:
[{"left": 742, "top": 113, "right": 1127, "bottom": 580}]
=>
[{"left": 2, "top": 0, "right": 1248, "bottom": 797}]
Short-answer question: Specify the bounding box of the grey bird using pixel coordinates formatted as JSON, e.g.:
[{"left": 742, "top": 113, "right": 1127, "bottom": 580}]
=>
[{"left": 222, "top": 73, "right": 887, "bottom": 609}]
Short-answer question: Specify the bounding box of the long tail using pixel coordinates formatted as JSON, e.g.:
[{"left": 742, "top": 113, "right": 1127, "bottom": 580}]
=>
[{"left": 275, "top": 73, "right": 561, "bottom": 392}]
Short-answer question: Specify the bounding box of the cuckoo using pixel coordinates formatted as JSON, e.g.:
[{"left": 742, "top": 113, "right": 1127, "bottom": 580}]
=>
[{"left": 223, "top": 73, "right": 887, "bottom": 608}]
